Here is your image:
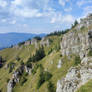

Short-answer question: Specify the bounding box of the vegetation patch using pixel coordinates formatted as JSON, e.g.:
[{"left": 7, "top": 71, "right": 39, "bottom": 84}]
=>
[
  {"left": 27, "top": 47, "right": 45, "bottom": 63},
  {"left": 47, "top": 81, "right": 55, "bottom": 92},
  {"left": 37, "top": 65, "right": 52, "bottom": 89},
  {"left": 74, "top": 56, "right": 81, "bottom": 66},
  {"left": 88, "top": 50, "right": 92, "bottom": 56}
]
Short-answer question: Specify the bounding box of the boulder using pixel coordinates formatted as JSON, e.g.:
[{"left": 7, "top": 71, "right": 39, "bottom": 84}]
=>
[
  {"left": 57, "top": 59, "right": 62, "bottom": 69},
  {"left": 25, "top": 66, "right": 32, "bottom": 75}
]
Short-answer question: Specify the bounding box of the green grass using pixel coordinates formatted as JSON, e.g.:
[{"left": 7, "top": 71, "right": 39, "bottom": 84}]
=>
[{"left": 76, "top": 79, "right": 92, "bottom": 92}]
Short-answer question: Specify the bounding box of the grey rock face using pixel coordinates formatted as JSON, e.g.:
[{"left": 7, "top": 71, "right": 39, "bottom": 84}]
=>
[
  {"left": 61, "top": 14, "right": 92, "bottom": 59},
  {"left": 61, "top": 29, "right": 92, "bottom": 59},
  {"left": 7, "top": 80, "right": 14, "bottom": 92},
  {"left": 24, "top": 41, "right": 31, "bottom": 46},
  {"left": 57, "top": 59, "right": 62, "bottom": 69},
  {"left": 25, "top": 66, "right": 32, "bottom": 75},
  {"left": 40, "top": 37, "right": 50, "bottom": 47},
  {"left": 7, "top": 65, "right": 25, "bottom": 92},
  {"left": 31, "top": 38, "right": 38, "bottom": 48},
  {"left": 56, "top": 60, "right": 92, "bottom": 92}
]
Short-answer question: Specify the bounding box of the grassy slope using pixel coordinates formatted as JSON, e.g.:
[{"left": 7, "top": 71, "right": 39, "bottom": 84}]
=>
[
  {"left": 76, "top": 79, "right": 92, "bottom": 92},
  {"left": 0, "top": 35, "right": 66, "bottom": 92},
  {"left": 0, "top": 45, "right": 36, "bottom": 92}
]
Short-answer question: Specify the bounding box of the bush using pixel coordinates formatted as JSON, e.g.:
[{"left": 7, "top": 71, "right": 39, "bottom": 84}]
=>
[
  {"left": 37, "top": 71, "right": 45, "bottom": 89},
  {"left": 16, "top": 56, "right": 20, "bottom": 61},
  {"left": 24, "top": 72, "right": 28, "bottom": 77},
  {"left": 26, "top": 61, "right": 32, "bottom": 68},
  {"left": 72, "top": 20, "right": 78, "bottom": 28},
  {"left": 20, "top": 61, "right": 24, "bottom": 65},
  {"left": 32, "top": 64, "right": 39, "bottom": 75},
  {"left": 18, "top": 41, "right": 25, "bottom": 46},
  {"left": 27, "top": 47, "right": 45, "bottom": 63},
  {"left": 44, "top": 71, "right": 52, "bottom": 81},
  {"left": 9, "top": 62, "right": 15, "bottom": 73},
  {"left": 88, "top": 50, "right": 92, "bottom": 56},
  {"left": 48, "top": 49, "right": 53, "bottom": 55},
  {"left": 37, "top": 70, "right": 52, "bottom": 89},
  {"left": 74, "top": 56, "right": 81, "bottom": 66},
  {"left": 47, "top": 81, "right": 55, "bottom": 92},
  {"left": 20, "top": 77, "right": 27, "bottom": 86},
  {"left": 6, "top": 78, "right": 10, "bottom": 83}
]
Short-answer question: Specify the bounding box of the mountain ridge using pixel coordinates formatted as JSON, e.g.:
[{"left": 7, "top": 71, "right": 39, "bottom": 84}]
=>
[{"left": 0, "top": 32, "right": 46, "bottom": 49}]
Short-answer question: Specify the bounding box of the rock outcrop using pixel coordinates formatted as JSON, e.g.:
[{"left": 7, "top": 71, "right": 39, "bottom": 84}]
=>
[
  {"left": 56, "top": 58, "right": 92, "bottom": 92},
  {"left": 7, "top": 65, "right": 24, "bottom": 92},
  {"left": 57, "top": 14, "right": 92, "bottom": 92},
  {"left": 57, "top": 59, "right": 62, "bottom": 69},
  {"left": 61, "top": 14, "right": 92, "bottom": 59},
  {"left": 31, "top": 38, "right": 38, "bottom": 48},
  {"left": 40, "top": 37, "right": 50, "bottom": 47},
  {"left": 24, "top": 40, "right": 31, "bottom": 46}
]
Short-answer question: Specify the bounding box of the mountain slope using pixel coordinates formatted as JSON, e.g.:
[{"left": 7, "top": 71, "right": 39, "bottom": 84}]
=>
[{"left": 0, "top": 14, "right": 92, "bottom": 92}]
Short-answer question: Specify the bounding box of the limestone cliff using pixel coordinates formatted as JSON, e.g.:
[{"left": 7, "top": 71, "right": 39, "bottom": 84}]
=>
[{"left": 57, "top": 14, "right": 92, "bottom": 92}]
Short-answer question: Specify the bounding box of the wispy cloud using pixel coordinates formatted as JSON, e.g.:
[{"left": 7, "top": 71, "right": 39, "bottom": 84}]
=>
[{"left": 77, "top": 0, "right": 92, "bottom": 7}]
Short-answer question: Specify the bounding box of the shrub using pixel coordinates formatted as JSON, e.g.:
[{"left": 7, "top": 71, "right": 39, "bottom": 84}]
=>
[
  {"left": 26, "top": 61, "right": 32, "bottom": 68},
  {"left": 47, "top": 81, "right": 55, "bottom": 92},
  {"left": 16, "top": 56, "right": 20, "bottom": 61},
  {"left": 48, "top": 49, "right": 53, "bottom": 55},
  {"left": 88, "top": 50, "right": 92, "bottom": 56},
  {"left": 74, "top": 56, "right": 81, "bottom": 66},
  {"left": 27, "top": 47, "right": 45, "bottom": 63},
  {"left": 9, "top": 62, "right": 15, "bottom": 73},
  {"left": 32, "top": 64, "right": 39, "bottom": 75},
  {"left": 72, "top": 20, "right": 78, "bottom": 28},
  {"left": 18, "top": 41, "right": 25, "bottom": 46},
  {"left": 24, "top": 72, "right": 28, "bottom": 77},
  {"left": 20, "top": 77, "right": 27, "bottom": 86},
  {"left": 37, "top": 71, "right": 45, "bottom": 89},
  {"left": 44, "top": 71, "right": 52, "bottom": 81},
  {"left": 20, "top": 61, "right": 24, "bottom": 65},
  {"left": 37, "top": 70, "right": 52, "bottom": 89},
  {"left": 6, "top": 78, "right": 10, "bottom": 83}
]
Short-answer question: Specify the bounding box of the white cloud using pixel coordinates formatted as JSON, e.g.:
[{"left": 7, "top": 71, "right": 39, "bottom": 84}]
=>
[
  {"left": 11, "top": 0, "right": 22, "bottom": 6},
  {"left": 77, "top": 0, "right": 92, "bottom": 7},
  {"left": 9, "top": 20, "right": 16, "bottom": 24},
  {"left": 62, "top": 15, "right": 74, "bottom": 23},
  {"left": 64, "top": 7, "right": 72, "bottom": 12},
  {"left": 59, "top": 0, "right": 65, "bottom": 6},
  {"left": 9, "top": 0, "right": 50, "bottom": 18},
  {"left": 83, "top": 6, "right": 92, "bottom": 16},
  {"left": 51, "top": 13, "right": 75, "bottom": 25},
  {"left": 1, "top": 19, "right": 7, "bottom": 23},
  {"left": 12, "top": 8, "right": 42, "bottom": 18},
  {"left": 0, "top": 0, "right": 7, "bottom": 8},
  {"left": 59, "top": 0, "right": 70, "bottom": 6}
]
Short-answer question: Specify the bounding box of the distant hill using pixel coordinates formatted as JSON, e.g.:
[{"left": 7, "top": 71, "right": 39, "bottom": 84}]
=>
[{"left": 0, "top": 32, "right": 46, "bottom": 49}]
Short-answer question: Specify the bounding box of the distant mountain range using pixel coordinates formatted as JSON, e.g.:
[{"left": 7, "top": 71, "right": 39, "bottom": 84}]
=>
[{"left": 0, "top": 32, "right": 46, "bottom": 49}]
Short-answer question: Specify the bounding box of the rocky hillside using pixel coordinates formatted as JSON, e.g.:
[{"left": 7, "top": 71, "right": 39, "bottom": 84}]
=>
[
  {"left": 0, "top": 14, "right": 92, "bottom": 92},
  {"left": 57, "top": 14, "right": 92, "bottom": 92}
]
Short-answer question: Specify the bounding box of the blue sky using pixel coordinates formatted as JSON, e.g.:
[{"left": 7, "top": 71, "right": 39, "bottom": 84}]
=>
[{"left": 0, "top": 0, "right": 92, "bottom": 33}]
